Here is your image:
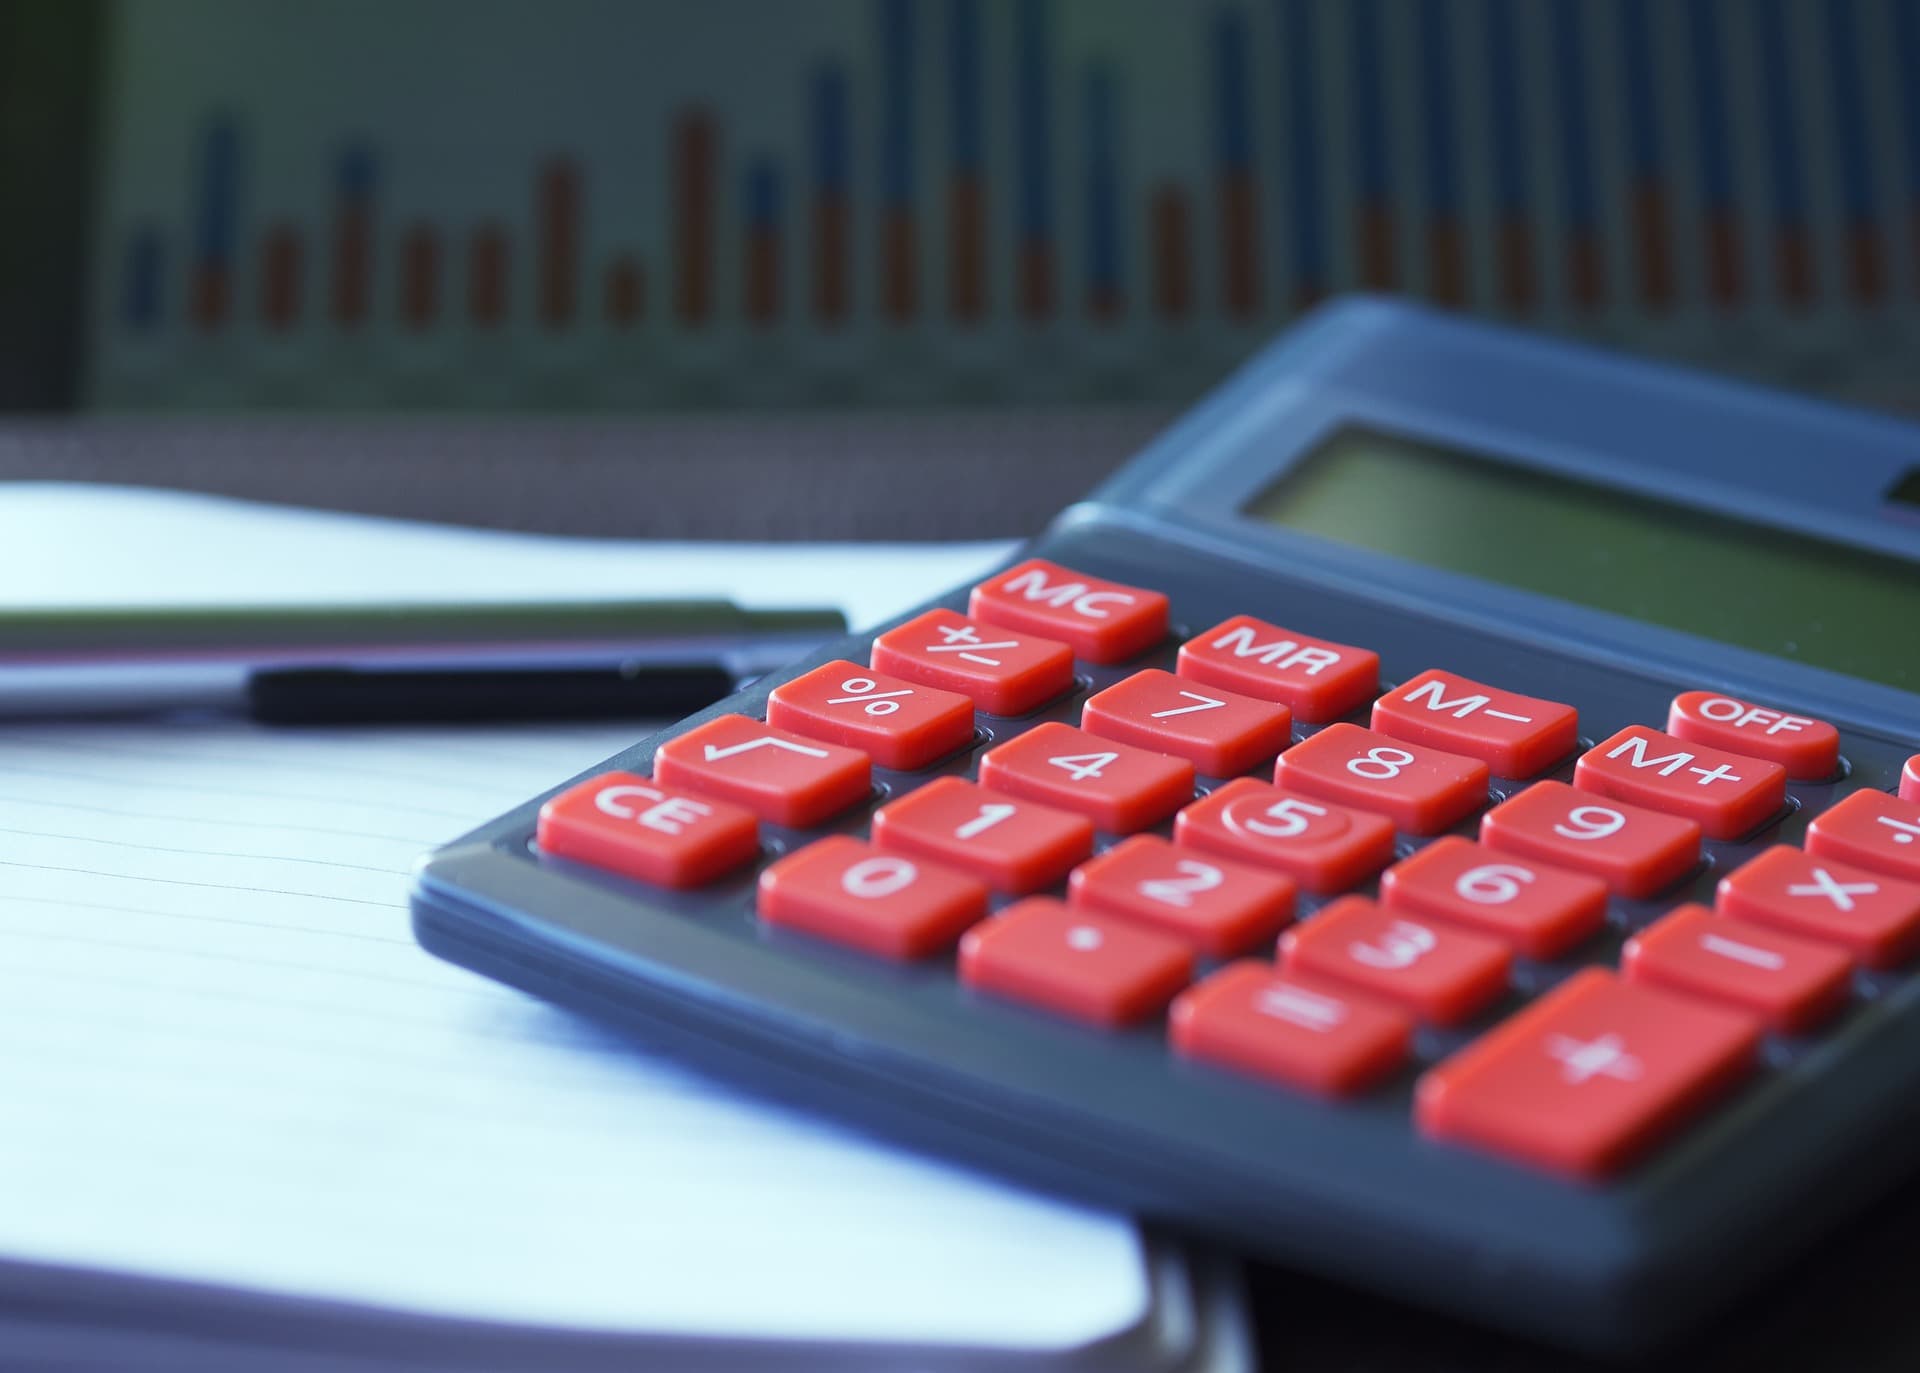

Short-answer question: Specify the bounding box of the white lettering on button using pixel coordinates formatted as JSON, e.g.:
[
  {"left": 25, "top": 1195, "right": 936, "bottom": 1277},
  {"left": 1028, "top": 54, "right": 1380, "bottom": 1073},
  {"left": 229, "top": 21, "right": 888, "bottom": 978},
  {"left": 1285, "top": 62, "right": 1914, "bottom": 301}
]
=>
[
  {"left": 1210, "top": 626, "right": 1340, "bottom": 676},
  {"left": 1255, "top": 984, "right": 1348, "bottom": 1032},
  {"left": 1348, "top": 920, "right": 1437, "bottom": 971},
  {"left": 1696, "top": 697, "right": 1812, "bottom": 736},
  {"left": 594, "top": 784, "right": 712, "bottom": 836},
  {"left": 703, "top": 735, "right": 830, "bottom": 762},
  {"left": 1401, "top": 678, "right": 1533, "bottom": 724},
  {"left": 1545, "top": 1033, "right": 1643, "bottom": 1085},
  {"left": 1878, "top": 816, "right": 1920, "bottom": 846},
  {"left": 841, "top": 856, "right": 918, "bottom": 899},
  {"left": 1151, "top": 690, "right": 1226, "bottom": 718},
  {"left": 1788, "top": 867, "right": 1879, "bottom": 911},
  {"left": 1066, "top": 925, "right": 1105, "bottom": 952},
  {"left": 1225, "top": 795, "right": 1330, "bottom": 840},
  {"left": 928, "top": 622, "right": 1021, "bottom": 666},
  {"left": 1139, "top": 860, "right": 1223, "bottom": 907},
  {"left": 1605, "top": 734, "right": 1743, "bottom": 786},
  {"left": 1699, "top": 932, "right": 1786, "bottom": 971},
  {"left": 1000, "top": 568, "right": 1135, "bottom": 619}
]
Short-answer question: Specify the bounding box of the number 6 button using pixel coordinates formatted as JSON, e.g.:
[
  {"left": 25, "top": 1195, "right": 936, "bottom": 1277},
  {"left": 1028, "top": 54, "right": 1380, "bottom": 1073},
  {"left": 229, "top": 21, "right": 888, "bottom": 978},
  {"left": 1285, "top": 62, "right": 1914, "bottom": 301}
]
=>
[{"left": 1380, "top": 837, "right": 1608, "bottom": 959}]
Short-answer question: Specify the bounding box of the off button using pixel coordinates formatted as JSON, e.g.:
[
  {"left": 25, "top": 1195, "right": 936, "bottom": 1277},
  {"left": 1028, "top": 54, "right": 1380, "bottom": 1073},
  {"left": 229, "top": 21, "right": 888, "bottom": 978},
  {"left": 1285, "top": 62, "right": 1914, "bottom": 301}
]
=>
[{"left": 1667, "top": 691, "right": 1840, "bottom": 781}]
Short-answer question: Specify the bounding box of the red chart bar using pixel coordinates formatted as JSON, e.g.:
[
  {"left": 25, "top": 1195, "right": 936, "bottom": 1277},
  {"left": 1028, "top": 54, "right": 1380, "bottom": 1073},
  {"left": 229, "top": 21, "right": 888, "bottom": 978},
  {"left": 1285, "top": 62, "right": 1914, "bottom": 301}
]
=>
[
  {"left": 672, "top": 111, "right": 717, "bottom": 327},
  {"left": 948, "top": 173, "right": 986, "bottom": 322},
  {"left": 467, "top": 222, "right": 508, "bottom": 327},
  {"left": 1427, "top": 215, "right": 1466, "bottom": 308},
  {"left": 1017, "top": 236, "right": 1052, "bottom": 321},
  {"left": 331, "top": 206, "right": 371, "bottom": 328},
  {"left": 813, "top": 194, "right": 849, "bottom": 323},
  {"left": 1356, "top": 200, "right": 1395, "bottom": 290},
  {"left": 1630, "top": 178, "right": 1676, "bottom": 311},
  {"left": 1566, "top": 228, "right": 1605, "bottom": 314},
  {"left": 190, "top": 266, "right": 229, "bottom": 331},
  {"left": 1775, "top": 223, "right": 1816, "bottom": 311},
  {"left": 537, "top": 160, "right": 582, "bottom": 329},
  {"left": 1703, "top": 209, "right": 1743, "bottom": 310},
  {"left": 259, "top": 222, "right": 301, "bottom": 330},
  {"left": 882, "top": 208, "right": 915, "bottom": 323},
  {"left": 1845, "top": 219, "right": 1884, "bottom": 306},
  {"left": 1150, "top": 184, "right": 1192, "bottom": 322},
  {"left": 605, "top": 254, "right": 644, "bottom": 326},
  {"left": 400, "top": 223, "right": 439, "bottom": 330},
  {"left": 1219, "top": 170, "right": 1260, "bottom": 319},
  {"left": 1495, "top": 216, "right": 1536, "bottom": 314}
]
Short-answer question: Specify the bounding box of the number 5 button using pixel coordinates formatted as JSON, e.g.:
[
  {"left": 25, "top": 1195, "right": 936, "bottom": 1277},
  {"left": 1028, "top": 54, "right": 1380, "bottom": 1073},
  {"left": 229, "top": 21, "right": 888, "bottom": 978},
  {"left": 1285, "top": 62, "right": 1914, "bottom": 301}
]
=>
[
  {"left": 979, "top": 722, "right": 1196, "bottom": 833},
  {"left": 1274, "top": 723, "right": 1489, "bottom": 835},
  {"left": 1174, "top": 778, "right": 1396, "bottom": 894},
  {"left": 768, "top": 659, "right": 974, "bottom": 770}
]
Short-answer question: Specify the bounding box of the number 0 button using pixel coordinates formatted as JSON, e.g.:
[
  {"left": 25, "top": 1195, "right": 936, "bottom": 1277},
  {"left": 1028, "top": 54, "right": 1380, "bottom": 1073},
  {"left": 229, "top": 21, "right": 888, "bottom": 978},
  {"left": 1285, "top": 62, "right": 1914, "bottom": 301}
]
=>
[{"left": 758, "top": 836, "right": 989, "bottom": 959}]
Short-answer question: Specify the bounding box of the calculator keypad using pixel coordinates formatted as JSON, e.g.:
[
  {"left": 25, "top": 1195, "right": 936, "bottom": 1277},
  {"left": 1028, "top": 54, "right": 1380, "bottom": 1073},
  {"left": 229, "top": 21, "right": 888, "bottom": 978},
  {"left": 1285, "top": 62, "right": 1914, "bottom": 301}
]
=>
[
  {"left": 1176, "top": 615, "right": 1380, "bottom": 722},
  {"left": 871, "top": 608, "right": 1075, "bottom": 716},
  {"left": 967, "top": 558, "right": 1170, "bottom": 665},
  {"left": 1574, "top": 725, "right": 1787, "bottom": 841},
  {"left": 654, "top": 714, "right": 872, "bottom": 828},
  {"left": 532, "top": 555, "right": 1920, "bottom": 1187},
  {"left": 1481, "top": 781, "right": 1702, "bottom": 900},
  {"left": 1372, "top": 669, "right": 1578, "bottom": 778},
  {"left": 1081, "top": 669, "right": 1291, "bottom": 777},
  {"left": 959, "top": 898, "right": 1193, "bottom": 1027},
  {"left": 978, "top": 721, "right": 1196, "bottom": 834},
  {"left": 1273, "top": 723, "right": 1489, "bottom": 836},
  {"left": 871, "top": 777, "right": 1093, "bottom": 894}
]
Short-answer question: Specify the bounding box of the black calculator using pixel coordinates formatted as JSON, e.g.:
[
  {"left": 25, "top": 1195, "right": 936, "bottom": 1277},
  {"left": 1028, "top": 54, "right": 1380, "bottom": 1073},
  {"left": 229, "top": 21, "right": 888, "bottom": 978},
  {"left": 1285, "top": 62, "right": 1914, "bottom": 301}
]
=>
[{"left": 412, "top": 301, "right": 1920, "bottom": 1353}]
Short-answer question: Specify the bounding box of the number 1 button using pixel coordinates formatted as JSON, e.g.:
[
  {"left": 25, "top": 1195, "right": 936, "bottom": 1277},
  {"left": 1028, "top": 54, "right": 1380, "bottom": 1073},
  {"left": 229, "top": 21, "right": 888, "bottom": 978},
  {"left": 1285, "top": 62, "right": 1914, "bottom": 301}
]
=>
[
  {"left": 872, "top": 777, "right": 1094, "bottom": 894},
  {"left": 654, "top": 714, "right": 872, "bottom": 827}
]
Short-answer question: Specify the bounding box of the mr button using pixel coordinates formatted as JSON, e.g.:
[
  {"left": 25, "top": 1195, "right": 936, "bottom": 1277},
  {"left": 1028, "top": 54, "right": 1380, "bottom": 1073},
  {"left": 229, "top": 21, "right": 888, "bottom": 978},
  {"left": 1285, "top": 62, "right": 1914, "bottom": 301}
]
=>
[
  {"left": 969, "top": 558, "right": 1169, "bottom": 664},
  {"left": 537, "top": 771, "right": 759, "bottom": 888}
]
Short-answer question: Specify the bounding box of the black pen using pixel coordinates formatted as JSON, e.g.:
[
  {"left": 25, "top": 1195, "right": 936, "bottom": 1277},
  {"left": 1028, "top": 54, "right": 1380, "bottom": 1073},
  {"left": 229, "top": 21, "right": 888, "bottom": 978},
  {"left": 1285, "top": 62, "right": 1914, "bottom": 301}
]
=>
[{"left": 0, "top": 600, "right": 845, "bottom": 723}]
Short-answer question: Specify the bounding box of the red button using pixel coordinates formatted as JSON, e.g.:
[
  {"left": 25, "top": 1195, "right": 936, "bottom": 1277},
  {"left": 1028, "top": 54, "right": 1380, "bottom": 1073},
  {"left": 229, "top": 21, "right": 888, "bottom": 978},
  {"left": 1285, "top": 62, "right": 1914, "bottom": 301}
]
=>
[
  {"left": 1279, "top": 896, "right": 1511, "bottom": 1025},
  {"left": 959, "top": 898, "right": 1193, "bottom": 1027},
  {"left": 1574, "top": 725, "right": 1787, "bottom": 841},
  {"left": 871, "top": 608, "right": 1075, "bottom": 716},
  {"left": 1173, "top": 778, "right": 1395, "bottom": 894},
  {"left": 978, "top": 721, "right": 1195, "bottom": 833},
  {"left": 1719, "top": 844, "right": 1920, "bottom": 967},
  {"left": 1176, "top": 615, "right": 1379, "bottom": 723},
  {"left": 536, "top": 771, "right": 759, "bottom": 889},
  {"left": 758, "top": 836, "right": 989, "bottom": 959},
  {"left": 1171, "top": 962, "right": 1411, "bottom": 1095},
  {"left": 1379, "top": 836, "right": 1609, "bottom": 959},
  {"left": 1371, "top": 669, "right": 1579, "bottom": 778},
  {"left": 768, "top": 659, "right": 974, "bottom": 771},
  {"left": 967, "top": 558, "right": 1170, "bottom": 665},
  {"left": 654, "top": 714, "right": 872, "bottom": 827},
  {"left": 1622, "top": 904, "right": 1851, "bottom": 1033},
  {"left": 1666, "top": 691, "right": 1841, "bottom": 781},
  {"left": 1273, "top": 723, "right": 1489, "bottom": 835},
  {"left": 1806, "top": 789, "right": 1920, "bottom": 884},
  {"left": 1415, "top": 969, "right": 1761, "bottom": 1179},
  {"left": 1481, "top": 781, "right": 1701, "bottom": 899},
  {"left": 1081, "top": 669, "right": 1292, "bottom": 777},
  {"left": 1902, "top": 756, "right": 1920, "bottom": 804},
  {"left": 1068, "top": 835, "right": 1295, "bottom": 956},
  {"left": 871, "top": 776, "right": 1094, "bottom": 894}
]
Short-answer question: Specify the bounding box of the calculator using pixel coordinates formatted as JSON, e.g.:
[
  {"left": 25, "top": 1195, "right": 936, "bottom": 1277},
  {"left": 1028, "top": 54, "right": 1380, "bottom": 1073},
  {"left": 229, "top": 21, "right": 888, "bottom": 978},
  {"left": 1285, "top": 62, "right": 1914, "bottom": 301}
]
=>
[{"left": 411, "top": 300, "right": 1920, "bottom": 1353}]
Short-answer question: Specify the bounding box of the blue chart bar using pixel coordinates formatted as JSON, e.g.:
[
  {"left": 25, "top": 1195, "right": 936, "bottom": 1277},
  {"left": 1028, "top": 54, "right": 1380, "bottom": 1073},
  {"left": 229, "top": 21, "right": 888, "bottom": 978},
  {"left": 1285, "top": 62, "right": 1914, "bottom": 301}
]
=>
[
  {"left": 810, "top": 64, "right": 851, "bottom": 320},
  {"left": 744, "top": 158, "right": 782, "bottom": 324},
  {"left": 123, "top": 227, "right": 163, "bottom": 330},
  {"left": 1348, "top": 0, "right": 1392, "bottom": 288},
  {"left": 946, "top": 0, "right": 986, "bottom": 319},
  {"left": 1684, "top": 0, "right": 1740, "bottom": 307},
  {"left": 1083, "top": 64, "right": 1121, "bottom": 320},
  {"left": 1548, "top": 0, "right": 1600, "bottom": 309},
  {"left": 191, "top": 113, "right": 241, "bottom": 329},
  {"left": 1822, "top": 1, "right": 1881, "bottom": 303},
  {"left": 1213, "top": 7, "right": 1258, "bottom": 316},
  {"left": 1485, "top": 0, "right": 1534, "bottom": 311},
  {"left": 1276, "top": 0, "right": 1324, "bottom": 305},
  {"left": 1755, "top": 0, "right": 1813, "bottom": 307},
  {"left": 878, "top": 0, "right": 914, "bottom": 319},
  {"left": 1015, "top": 0, "right": 1053, "bottom": 317},
  {"left": 1619, "top": 0, "right": 1673, "bottom": 307},
  {"left": 1417, "top": 0, "right": 1462, "bottom": 304}
]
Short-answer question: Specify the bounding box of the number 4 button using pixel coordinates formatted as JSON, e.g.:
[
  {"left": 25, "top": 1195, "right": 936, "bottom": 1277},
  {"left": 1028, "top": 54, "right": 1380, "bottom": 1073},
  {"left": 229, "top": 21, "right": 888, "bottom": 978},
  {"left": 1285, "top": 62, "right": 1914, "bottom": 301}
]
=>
[{"left": 979, "top": 721, "right": 1196, "bottom": 833}]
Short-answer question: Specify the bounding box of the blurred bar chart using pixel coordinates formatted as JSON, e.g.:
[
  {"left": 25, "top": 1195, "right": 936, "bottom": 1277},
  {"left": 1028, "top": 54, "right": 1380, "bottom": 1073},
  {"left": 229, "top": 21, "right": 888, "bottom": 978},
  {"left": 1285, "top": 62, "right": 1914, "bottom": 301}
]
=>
[{"left": 89, "top": 0, "right": 1920, "bottom": 411}]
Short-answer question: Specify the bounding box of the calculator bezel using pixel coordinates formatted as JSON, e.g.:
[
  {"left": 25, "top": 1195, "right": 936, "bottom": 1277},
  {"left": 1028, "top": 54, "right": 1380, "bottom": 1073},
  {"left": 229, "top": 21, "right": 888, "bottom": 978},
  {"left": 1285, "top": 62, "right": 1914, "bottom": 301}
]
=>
[
  {"left": 1079, "top": 297, "right": 1920, "bottom": 739},
  {"left": 413, "top": 301, "right": 1920, "bottom": 1354}
]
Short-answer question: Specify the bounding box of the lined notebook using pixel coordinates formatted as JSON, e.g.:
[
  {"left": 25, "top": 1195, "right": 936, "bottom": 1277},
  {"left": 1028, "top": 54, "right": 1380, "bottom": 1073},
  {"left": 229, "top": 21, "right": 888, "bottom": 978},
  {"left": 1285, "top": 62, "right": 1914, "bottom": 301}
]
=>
[{"left": 0, "top": 716, "right": 1246, "bottom": 1369}]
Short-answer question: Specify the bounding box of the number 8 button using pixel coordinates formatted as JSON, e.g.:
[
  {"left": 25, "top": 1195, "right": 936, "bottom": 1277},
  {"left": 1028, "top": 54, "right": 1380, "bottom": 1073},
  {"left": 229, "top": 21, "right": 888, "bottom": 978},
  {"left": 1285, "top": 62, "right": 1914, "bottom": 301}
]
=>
[{"left": 1274, "top": 723, "right": 1489, "bottom": 835}]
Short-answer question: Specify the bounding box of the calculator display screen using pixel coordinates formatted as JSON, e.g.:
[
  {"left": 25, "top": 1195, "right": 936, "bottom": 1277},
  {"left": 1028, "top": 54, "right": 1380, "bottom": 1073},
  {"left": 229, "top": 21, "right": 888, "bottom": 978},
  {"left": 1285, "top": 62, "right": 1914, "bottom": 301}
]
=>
[{"left": 1246, "top": 428, "right": 1920, "bottom": 692}]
